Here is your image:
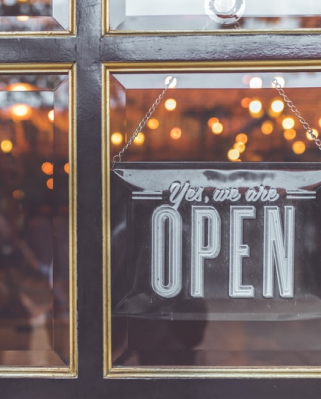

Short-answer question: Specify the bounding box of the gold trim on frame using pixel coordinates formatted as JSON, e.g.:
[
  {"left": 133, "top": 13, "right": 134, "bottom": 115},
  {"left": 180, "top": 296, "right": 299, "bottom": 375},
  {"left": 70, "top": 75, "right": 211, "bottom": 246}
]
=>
[
  {"left": 103, "top": 60, "right": 321, "bottom": 379},
  {"left": 0, "top": 0, "right": 76, "bottom": 37},
  {"left": 0, "top": 63, "right": 77, "bottom": 378}
]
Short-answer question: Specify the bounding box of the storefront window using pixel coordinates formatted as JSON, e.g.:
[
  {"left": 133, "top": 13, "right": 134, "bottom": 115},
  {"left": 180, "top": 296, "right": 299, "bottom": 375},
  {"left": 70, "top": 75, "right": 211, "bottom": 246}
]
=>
[
  {"left": 105, "top": 66, "right": 321, "bottom": 374},
  {"left": 0, "top": 69, "right": 74, "bottom": 370}
]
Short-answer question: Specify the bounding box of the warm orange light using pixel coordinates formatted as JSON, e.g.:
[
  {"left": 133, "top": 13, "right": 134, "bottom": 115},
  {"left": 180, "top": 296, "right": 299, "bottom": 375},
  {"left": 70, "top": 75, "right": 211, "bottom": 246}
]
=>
[
  {"left": 292, "top": 141, "right": 306, "bottom": 155},
  {"left": 283, "top": 129, "right": 296, "bottom": 140},
  {"left": 241, "top": 98, "right": 251, "bottom": 109},
  {"left": 282, "top": 117, "right": 295, "bottom": 130},
  {"left": 228, "top": 149, "right": 240, "bottom": 161},
  {"left": 235, "top": 133, "right": 248, "bottom": 144},
  {"left": 207, "top": 117, "right": 219, "bottom": 127},
  {"left": 64, "top": 163, "right": 69, "bottom": 174},
  {"left": 211, "top": 122, "right": 223, "bottom": 135},
  {"left": 133, "top": 132, "right": 145, "bottom": 145},
  {"left": 46, "top": 178, "right": 54, "bottom": 190},
  {"left": 261, "top": 121, "right": 274, "bottom": 135},
  {"left": 42, "top": 162, "right": 53, "bottom": 175},
  {"left": 147, "top": 118, "right": 159, "bottom": 129},
  {"left": 318, "top": 118, "right": 321, "bottom": 129},
  {"left": 306, "top": 129, "right": 319, "bottom": 141},
  {"left": 111, "top": 132, "right": 123, "bottom": 145},
  {"left": 249, "top": 77, "right": 263, "bottom": 89},
  {"left": 48, "top": 110, "right": 54, "bottom": 122},
  {"left": 12, "top": 189, "right": 25, "bottom": 200},
  {"left": 170, "top": 127, "right": 182, "bottom": 140},
  {"left": 249, "top": 99, "right": 262, "bottom": 114},
  {"left": 271, "top": 99, "right": 284, "bottom": 113},
  {"left": 1, "top": 140, "right": 13, "bottom": 153},
  {"left": 165, "top": 99, "right": 177, "bottom": 111},
  {"left": 8, "top": 83, "right": 33, "bottom": 91},
  {"left": 10, "top": 103, "right": 32, "bottom": 120},
  {"left": 233, "top": 142, "right": 246, "bottom": 153},
  {"left": 16, "top": 16, "right": 29, "bottom": 22}
]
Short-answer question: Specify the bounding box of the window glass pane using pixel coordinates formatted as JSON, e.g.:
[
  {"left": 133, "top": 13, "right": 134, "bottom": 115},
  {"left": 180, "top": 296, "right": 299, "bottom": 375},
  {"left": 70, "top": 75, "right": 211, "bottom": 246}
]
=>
[
  {"left": 108, "top": 69, "right": 321, "bottom": 371},
  {"left": 0, "top": 73, "right": 70, "bottom": 368},
  {"left": 109, "top": 0, "right": 321, "bottom": 32},
  {"left": 0, "top": 0, "right": 69, "bottom": 32},
  {"left": 110, "top": 71, "right": 321, "bottom": 163}
]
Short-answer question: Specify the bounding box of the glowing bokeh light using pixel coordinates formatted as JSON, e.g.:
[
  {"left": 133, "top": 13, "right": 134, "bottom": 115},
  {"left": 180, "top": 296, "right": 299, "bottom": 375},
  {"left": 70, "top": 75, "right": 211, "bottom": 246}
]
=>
[
  {"left": 233, "top": 142, "right": 246, "bottom": 153},
  {"left": 261, "top": 121, "right": 274, "bottom": 135},
  {"left": 46, "top": 178, "right": 54, "bottom": 190},
  {"left": 282, "top": 117, "right": 295, "bottom": 130},
  {"left": 273, "top": 76, "right": 285, "bottom": 88},
  {"left": 306, "top": 129, "right": 319, "bottom": 141},
  {"left": 228, "top": 148, "right": 240, "bottom": 161},
  {"left": 292, "top": 141, "right": 306, "bottom": 155},
  {"left": 241, "top": 97, "right": 251, "bottom": 108},
  {"left": 1, "top": 140, "right": 13, "bottom": 153},
  {"left": 165, "top": 76, "right": 177, "bottom": 88},
  {"left": 249, "top": 77, "right": 263, "bottom": 89},
  {"left": 235, "top": 133, "right": 248, "bottom": 144},
  {"left": 10, "top": 103, "right": 32, "bottom": 120},
  {"left": 249, "top": 99, "right": 262, "bottom": 114},
  {"left": 165, "top": 99, "right": 177, "bottom": 111},
  {"left": 283, "top": 129, "right": 296, "bottom": 140},
  {"left": 170, "top": 127, "right": 182, "bottom": 140},
  {"left": 133, "top": 132, "right": 145, "bottom": 145},
  {"left": 147, "top": 118, "right": 159, "bottom": 129},
  {"left": 17, "top": 16, "right": 29, "bottom": 21},
  {"left": 207, "top": 117, "right": 219, "bottom": 127},
  {"left": 271, "top": 99, "right": 284, "bottom": 113},
  {"left": 64, "top": 163, "right": 69, "bottom": 174},
  {"left": 111, "top": 132, "right": 123, "bottom": 145},
  {"left": 211, "top": 122, "right": 223, "bottom": 134},
  {"left": 48, "top": 110, "right": 54, "bottom": 122},
  {"left": 42, "top": 162, "right": 53, "bottom": 175}
]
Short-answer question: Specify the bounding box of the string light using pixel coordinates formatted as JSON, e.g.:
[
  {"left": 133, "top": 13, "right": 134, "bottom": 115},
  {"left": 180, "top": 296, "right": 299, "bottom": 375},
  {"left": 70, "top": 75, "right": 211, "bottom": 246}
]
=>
[
  {"left": 1, "top": 140, "right": 13, "bottom": 153},
  {"left": 306, "top": 129, "right": 319, "bottom": 141},
  {"left": 283, "top": 129, "right": 296, "bottom": 140},
  {"left": 211, "top": 122, "right": 223, "bottom": 134},
  {"left": 42, "top": 162, "right": 53, "bottom": 175},
  {"left": 170, "top": 127, "right": 182, "bottom": 140},
  {"left": 249, "top": 77, "right": 263, "bottom": 89},
  {"left": 133, "top": 132, "right": 145, "bottom": 145},
  {"left": 292, "top": 141, "right": 306, "bottom": 155},
  {"left": 111, "top": 132, "right": 123, "bottom": 145},
  {"left": 147, "top": 118, "right": 159, "bottom": 129},
  {"left": 282, "top": 117, "right": 295, "bottom": 130},
  {"left": 165, "top": 99, "right": 177, "bottom": 111},
  {"left": 235, "top": 133, "right": 248, "bottom": 144},
  {"left": 261, "top": 121, "right": 274, "bottom": 135}
]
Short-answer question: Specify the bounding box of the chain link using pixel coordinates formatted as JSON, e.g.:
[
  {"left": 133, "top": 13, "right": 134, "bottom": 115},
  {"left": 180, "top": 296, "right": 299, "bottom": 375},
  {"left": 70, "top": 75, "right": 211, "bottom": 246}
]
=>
[
  {"left": 112, "top": 77, "right": 174, "bottom": 168},
  {"left": 272, "top": 78, "right": 321, "bottom": 151},
  {"left": 112, "top": 77, "right": 320, "bottom": 168}
]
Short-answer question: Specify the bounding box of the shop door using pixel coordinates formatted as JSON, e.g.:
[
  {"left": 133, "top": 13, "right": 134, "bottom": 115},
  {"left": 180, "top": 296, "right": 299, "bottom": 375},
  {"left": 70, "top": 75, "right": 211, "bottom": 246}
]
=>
[{"left": 1, "top": 0, "right": 321, "bottom": 398}]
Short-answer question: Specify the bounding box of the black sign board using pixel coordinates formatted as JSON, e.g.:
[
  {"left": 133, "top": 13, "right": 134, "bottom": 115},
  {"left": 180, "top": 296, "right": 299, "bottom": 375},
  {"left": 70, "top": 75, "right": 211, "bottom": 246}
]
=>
[{"left": 111, "top": 163, "right": 321, "bottom": 322}]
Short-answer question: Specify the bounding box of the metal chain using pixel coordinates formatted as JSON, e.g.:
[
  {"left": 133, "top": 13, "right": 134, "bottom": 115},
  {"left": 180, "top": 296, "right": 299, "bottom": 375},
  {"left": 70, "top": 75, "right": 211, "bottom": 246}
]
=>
[
  {"left": 273, "top": 78, "right": 321, "bottom": 151},
  {"left": 111, "top": 77, "right": 174, "bottom": 168}
]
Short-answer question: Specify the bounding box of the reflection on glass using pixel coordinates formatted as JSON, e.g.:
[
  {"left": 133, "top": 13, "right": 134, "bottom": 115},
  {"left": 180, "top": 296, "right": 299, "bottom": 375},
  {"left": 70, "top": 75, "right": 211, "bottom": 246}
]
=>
[
  {"left": 0, "top": 0, "right": 69, "bottom": 32},
  {"left": 0, "top": 74, "right": 69, "bottom": 367},
  {"left": 109, "top": 0, "right": 321, "bottom": 31},
  {"left": 110, "top": 71, "right": 321, "bottom": 368},
  {"left": 110, "top": 71, "right": 321, "bottom": 163}
]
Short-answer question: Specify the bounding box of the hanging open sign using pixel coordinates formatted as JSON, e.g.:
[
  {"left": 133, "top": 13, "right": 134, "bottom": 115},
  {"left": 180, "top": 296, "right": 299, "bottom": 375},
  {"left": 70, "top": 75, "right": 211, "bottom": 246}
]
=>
[{"left": 111, "top": 163, "right": 321, "bottom": 321}]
